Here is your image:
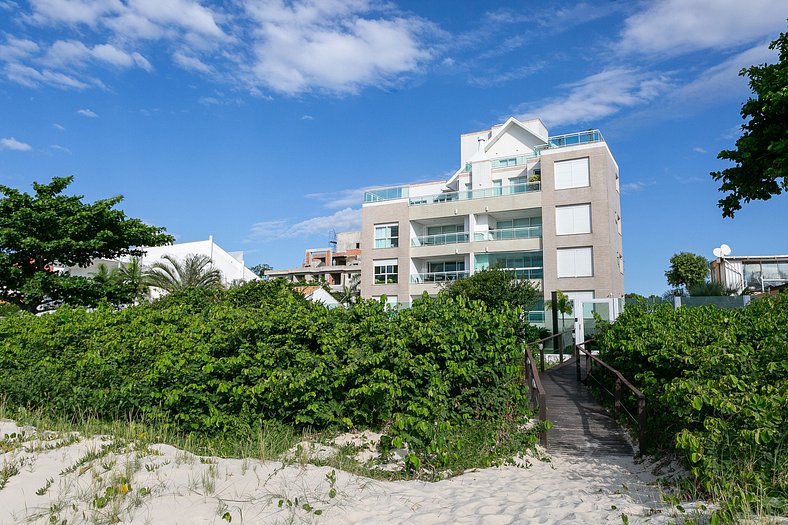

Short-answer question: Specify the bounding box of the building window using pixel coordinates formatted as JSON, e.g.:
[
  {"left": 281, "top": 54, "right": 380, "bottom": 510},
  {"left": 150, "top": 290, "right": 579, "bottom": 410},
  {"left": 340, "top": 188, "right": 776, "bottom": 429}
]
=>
[
  {"left": 616, "top": 213, "right": 622, "bottom": 235},
  {"left": 555, "top": 204, "right": 591, "bottom": 235},
  {"left": 554, "top": 158, "right": 590, "bottom": 189},
  {"left": 374, "top": 260, "right": 398, "bottom": 284},
  {"left": 374, "top": 223, "right": 399, "bottom": 249},
  {"left": 615, "top": 172, "right": 620, "bottom": 193},
  {"left": 557, "top": 247, "right": 593, "bottom": 278}
]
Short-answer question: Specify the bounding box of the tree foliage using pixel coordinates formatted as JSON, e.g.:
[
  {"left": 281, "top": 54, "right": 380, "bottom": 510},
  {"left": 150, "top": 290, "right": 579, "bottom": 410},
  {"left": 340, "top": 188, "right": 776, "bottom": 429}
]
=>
[
  {"left": 597, "top": 296, "right": 788, "bottom": 516},
  {"left": 0, "top": 280, "right": 540, "bottom": 472},
  {"left": 711, "top": 29, "right": 788, "bottom": 217},
  {"left": 0, "top": 176, "right": 172, "bottom": 311},
  {"left": 145, "top": 253, "right": 223, "bottom": 293},
  {"left": 442, "top": 268, "right": 542, "bottom": 340},
  {"left": 441, "top": 267, "right": 541, "bottom": 312},
  {"left": 665, "top": 252, "right": 709, "bottom": 289}
]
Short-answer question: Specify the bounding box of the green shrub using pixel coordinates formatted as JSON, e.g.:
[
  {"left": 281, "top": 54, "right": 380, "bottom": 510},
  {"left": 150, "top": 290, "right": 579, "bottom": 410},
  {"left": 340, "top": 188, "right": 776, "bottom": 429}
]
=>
[
  {"left": 0, "top": 283, "right": 536, "bottom": 472},
  {"left": 597, "top": 294, "right": 787, "bottom": 515}
]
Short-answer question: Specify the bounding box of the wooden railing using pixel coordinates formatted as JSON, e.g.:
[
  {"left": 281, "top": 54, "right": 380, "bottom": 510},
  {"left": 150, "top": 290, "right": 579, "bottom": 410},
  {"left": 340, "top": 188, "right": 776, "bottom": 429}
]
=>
[
  {"left": 574, "top": 340, "right": 647, "bottom": 451},
  {"left": 534, "top": 331, "right": 574, "bottom": 372},
  {"left": 523, "top": 343, "right": 547, "bottom": 446}
]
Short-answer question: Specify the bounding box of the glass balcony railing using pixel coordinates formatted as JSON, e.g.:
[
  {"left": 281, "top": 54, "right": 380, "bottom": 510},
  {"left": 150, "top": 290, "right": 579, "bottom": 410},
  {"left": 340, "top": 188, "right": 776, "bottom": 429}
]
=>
[
  {"left": 409, "top": 182, "right": 540, "bottom": 206},
  {"left": 411, "top": 232, "right": 469, "bottom": 247},
  {"left": 474, "top": 226, "right": 541, "bottom": 241},
  {"left": 364, "top": 186, "right": 408, "bottom": 203},
  {"left": 410, "top": 270, "right": 469, "bottom": 283},
  {"left": 544, "top": 130, "right": 603, "bottom": 149},
  {"left": 490, "top": 152, "right": 538, "bottom": 169}
]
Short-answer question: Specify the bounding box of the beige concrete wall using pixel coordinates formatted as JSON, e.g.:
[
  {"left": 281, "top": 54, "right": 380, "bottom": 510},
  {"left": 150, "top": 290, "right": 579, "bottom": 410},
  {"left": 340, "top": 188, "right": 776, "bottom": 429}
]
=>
[
  {"left": 540, "top": 143, "right": 623, "bottom": 300},
  {"left": 361, "top": 200, "right": 410, "bottom": 302}
]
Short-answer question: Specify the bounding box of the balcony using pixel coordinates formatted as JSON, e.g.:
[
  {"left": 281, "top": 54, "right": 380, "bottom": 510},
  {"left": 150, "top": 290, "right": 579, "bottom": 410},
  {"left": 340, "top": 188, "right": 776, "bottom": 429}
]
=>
[
  {"left": 364, "top": 186, "right": 408, "bottom": 203},
  {"left": 474, "top": 226, "right": 541, "bottom": 241},
  {"left": 412, "top": 232, "right": 469, "bottom": 247},
  {"left": 409, "top": 182, "right": 540, "bottom": 206},
  {"left": 543, "top": 130, "right": 603, "bottom": 149},
  {"left": 410, "top": 270, "right": 469, "bottom": 283},
  {"left": 490, "top": 152, "right": 538, "bottom": 169}
]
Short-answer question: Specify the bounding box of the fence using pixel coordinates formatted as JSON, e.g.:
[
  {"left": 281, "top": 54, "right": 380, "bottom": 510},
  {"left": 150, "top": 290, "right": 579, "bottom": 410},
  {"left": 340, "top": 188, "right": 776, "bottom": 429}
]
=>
[{"left": 574, "top": 340, "right": 646, "bottom": 451}]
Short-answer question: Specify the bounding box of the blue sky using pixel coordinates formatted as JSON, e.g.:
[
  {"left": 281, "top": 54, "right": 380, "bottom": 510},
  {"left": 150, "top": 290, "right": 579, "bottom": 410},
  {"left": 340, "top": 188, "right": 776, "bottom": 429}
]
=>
[{"left": 1, "top": 0, "right": 787, "bottom": 296}]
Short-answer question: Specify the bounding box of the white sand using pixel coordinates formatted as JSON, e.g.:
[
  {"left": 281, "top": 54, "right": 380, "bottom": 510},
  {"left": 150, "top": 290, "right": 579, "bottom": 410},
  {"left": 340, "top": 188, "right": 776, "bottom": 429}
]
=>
[{"left": 0, "top": 419, "right": 690, "bottom": 524}]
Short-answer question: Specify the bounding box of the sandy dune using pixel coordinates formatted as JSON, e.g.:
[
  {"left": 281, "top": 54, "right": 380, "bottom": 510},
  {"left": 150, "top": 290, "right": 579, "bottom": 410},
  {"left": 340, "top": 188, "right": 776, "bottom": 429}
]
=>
[{"left": 0, "top": 419, "right": 686, "bottom": 524}]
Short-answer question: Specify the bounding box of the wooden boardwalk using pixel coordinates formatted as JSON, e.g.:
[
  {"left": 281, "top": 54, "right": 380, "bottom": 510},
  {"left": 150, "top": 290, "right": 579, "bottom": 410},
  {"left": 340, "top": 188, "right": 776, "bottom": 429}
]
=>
[{"left": 541, "top": 358, "right": 635, "bottom": 457}]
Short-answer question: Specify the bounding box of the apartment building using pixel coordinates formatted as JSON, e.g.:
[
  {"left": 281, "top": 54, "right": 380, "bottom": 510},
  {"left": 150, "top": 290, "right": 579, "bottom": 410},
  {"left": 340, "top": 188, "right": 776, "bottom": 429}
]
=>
[
  {"left": 360, "top": 117, "right": 624, "bottom": 317},
  {"left": 267, "top": 231, "right": 361, "bottom": 292}
]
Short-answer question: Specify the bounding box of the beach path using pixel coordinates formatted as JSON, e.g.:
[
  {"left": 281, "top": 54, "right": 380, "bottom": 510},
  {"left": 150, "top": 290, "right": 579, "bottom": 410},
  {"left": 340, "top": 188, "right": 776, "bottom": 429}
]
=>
[{"left": 542, "top": 359, "right": 636, "bottom": 457}]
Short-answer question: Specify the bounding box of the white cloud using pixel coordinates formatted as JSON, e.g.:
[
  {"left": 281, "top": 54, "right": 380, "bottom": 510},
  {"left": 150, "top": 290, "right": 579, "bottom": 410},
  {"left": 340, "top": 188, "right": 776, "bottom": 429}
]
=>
[
  {"left": 305, "top": 187, "right": 366, "bottom": 209},
  {"left": 517, "top": 69, "right": 671, "bottom": 127},
  {"left": 620, "top": 180, "right": 656, "bottom": 194},
  {"left": 4, "top": 62, "right": 91, "bottom": 88},
  {"left": 77, "top": 108, "right": 98, "bottom": 117},
  {"left": 301, "top": 114, "right": 314, "bottom": 120},
  {"left": 41, "top": 39, "right": 152, "bottom": 71},
  {"left": 172, "top": 51, "right": 213, "bottom": 74},
  {"left": 27, "top": 0, "right": 122, "bottom": 26},
  {"left": 249, "top": 207, "right": 362, "bottom": 241},
  {"left": 676, "top": 42, "right": 775, "bottom": 102},
  {"left": 52, "top": 123, "right": 65, "bottom": 130},
  {"left": 130, "top": 0, "right": 225, "bottom": 38},
  {"left": 0, "top": 137, "right": 32, "bottom": 151},
  {"left": 50, "top": 144, "right": 71, "bottom": 153},
  {"left": 245, "top": 0, "right": 433, "bottom": 94},
  {"left": 619, "top": 0, "right": 788, "bottom": 56},
  {"left": 0, "top": 37, "right": 39, "bottom": 61},
  {"left": 693, "top": 147, "right": 707, "bottom": 154}
]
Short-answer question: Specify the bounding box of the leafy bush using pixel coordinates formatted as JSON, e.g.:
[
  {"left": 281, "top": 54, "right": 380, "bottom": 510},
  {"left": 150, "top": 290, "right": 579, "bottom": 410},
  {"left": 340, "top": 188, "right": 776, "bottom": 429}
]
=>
[
  {"left": 0, "top": 280, "right": 537, "bottom": 472},
  {"left": 597, "top": 294, "right": 787, "bottom": 515}
]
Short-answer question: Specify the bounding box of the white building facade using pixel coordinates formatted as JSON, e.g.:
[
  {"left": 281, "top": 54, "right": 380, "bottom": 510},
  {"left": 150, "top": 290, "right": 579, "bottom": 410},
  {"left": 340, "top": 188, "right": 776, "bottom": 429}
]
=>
[
  {"left": 68, "top": 236, "right": 259, "bottom": 289},
  {"left": 360, "top": 117, "right": 624, "bottom": 320}
]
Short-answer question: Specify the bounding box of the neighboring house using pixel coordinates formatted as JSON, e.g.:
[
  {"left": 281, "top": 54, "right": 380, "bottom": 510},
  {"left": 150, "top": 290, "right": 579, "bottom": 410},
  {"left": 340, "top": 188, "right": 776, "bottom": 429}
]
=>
[
  {"left": 294, "top": 285, "right": 341, "bottom": 307},
  {"left": 267, "top": 231, "right": 361, "bottom": 292},
  {"left": 710, "top": 254, "right": 788, "bottom": 293},
  {"left": 360, "top": 117, "right": 624, "bottom": 314},
  {"left": 68, "top": 236, "right": 259, "bottom": 289}
]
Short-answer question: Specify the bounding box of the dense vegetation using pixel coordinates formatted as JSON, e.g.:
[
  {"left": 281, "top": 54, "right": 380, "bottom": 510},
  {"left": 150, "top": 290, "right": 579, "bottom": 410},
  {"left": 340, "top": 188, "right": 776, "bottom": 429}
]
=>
[
  {"left": 597, "top": 294, "right": 787, "bottom": 516},
  {"left": 0, "top": 280, "right": 541, "bottom": 473},
  {"left": 0, "top": 176, "right": 172, "bottom": 311}
]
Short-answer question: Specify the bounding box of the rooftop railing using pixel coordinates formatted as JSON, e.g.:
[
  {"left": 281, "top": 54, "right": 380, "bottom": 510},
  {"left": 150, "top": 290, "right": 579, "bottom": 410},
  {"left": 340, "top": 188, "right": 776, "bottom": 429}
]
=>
[
  {"left": 543, "top": 129, "right": 604, "bottom": 149},
  {"left": 362, "top": 129, "right": 602, "bottom": 204},
  {"left": 409, "top": 182, "right": 540, "bottom": 206}
]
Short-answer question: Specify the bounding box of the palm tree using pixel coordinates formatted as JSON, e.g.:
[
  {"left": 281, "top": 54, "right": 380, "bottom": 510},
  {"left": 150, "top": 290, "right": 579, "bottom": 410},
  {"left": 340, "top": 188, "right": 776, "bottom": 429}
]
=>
[
  {"left": 144, "top": 253, "right": 223, "bottom": 293},
  {"left": 546, "top": 290, "right": 573, "bottom": 332},
  {"left": 114, "top": 256, "right": 148, "bottom": 299}
]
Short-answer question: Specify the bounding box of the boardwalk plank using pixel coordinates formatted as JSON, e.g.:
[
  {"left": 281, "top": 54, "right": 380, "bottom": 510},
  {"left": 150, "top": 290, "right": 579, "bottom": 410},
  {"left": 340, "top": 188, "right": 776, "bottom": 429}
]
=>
[{"left": 542, "top": 358, "right": 635, "bottom": 457}]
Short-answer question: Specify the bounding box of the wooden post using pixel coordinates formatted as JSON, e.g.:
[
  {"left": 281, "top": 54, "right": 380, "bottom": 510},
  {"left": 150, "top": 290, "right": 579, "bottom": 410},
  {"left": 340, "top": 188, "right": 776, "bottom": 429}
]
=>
[
  {"left": 575, "top": 344, "right": 581, "bottom": 382},
  {"left": 538, "top": 392, "right": 548, "bottom": 447},
  {"left": 551, "top": 290, "right": 559, "bottom": 336},
  {"left": 614, "top": 378, "right": 622, "bottom": 415},
  {"left": 558, "top": 334, "right": 564, "bottom": 364},
  {"left": 539, "top": 343, "right": 545, "bottom": 372},
  {"left": 638, "top": 397, "right": 646, "bottom": 452}
]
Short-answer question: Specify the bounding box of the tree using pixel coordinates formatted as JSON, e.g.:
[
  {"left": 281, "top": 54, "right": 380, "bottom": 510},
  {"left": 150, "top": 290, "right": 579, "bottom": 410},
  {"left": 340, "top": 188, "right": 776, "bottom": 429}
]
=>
[
  {"left": 711, "top": 29, "right": 788, "bottom": 217},
  {"left": 545, "top": 290, "right": 573, "bottom": 331},
  {"left": 442, "top": 267, "right": 541, "bottom": 312},
  {"left": 113, "top": 256, "right": 149, "bottom": 301},
  {"left": 665, "top": 252, "right": 709, "bottom": 290},
  {"left": 145, "top": 253, "right": 223, "bottom": 293},
  {"left": 0, "top": 176, "right": 173, "bottom": 311},
  {"left": 250, "top": 263, "right": 272, "bottom": 278}
]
